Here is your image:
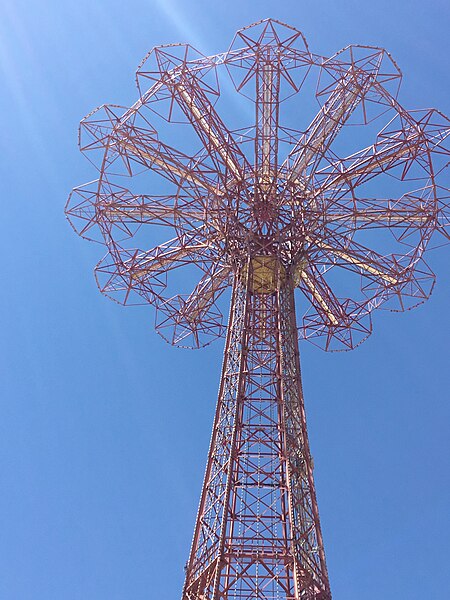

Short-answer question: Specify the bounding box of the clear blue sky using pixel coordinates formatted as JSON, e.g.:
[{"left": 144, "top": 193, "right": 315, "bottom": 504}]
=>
[{"left": 0, "top": 1, "right": 449, "bottom": 599}]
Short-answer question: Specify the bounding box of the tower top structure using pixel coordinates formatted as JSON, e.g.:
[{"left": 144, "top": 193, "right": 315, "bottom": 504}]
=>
[{"left": 67, "top": 18, "right": 450, "bottom": 352}]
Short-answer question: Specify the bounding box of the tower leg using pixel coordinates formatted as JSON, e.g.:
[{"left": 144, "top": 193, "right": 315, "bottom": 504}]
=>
[{"left": 182, "top": 273, "right": 331, "bottom": 599}]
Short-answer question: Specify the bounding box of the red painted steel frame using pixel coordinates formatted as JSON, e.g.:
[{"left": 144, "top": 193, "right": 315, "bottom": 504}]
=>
[
  {"left": 66, "top": 18, "right": 450, "bottom": 599},
  {"left": 183, "top": 272, "right": 330, "bottom": 598}
]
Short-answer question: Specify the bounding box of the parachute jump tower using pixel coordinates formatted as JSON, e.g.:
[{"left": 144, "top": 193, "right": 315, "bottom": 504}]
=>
[{"left": 67, "top": 19, "right": 450, "bottom": 599}]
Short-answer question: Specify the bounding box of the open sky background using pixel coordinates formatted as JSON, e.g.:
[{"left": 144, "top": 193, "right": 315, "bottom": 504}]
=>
[{"left": 0, "top": 1, "right": 449, "bottom": 599}]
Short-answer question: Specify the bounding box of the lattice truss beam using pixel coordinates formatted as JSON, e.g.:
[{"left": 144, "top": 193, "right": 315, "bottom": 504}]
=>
[
  {"left": 67, "top": 18, "right": 450, "bottom": 351},
  {"left": 182, "top": 276, "right": 330, "bottom": 600}
]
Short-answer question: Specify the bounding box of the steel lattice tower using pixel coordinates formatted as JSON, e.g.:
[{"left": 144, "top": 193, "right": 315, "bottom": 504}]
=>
[{"left": 67, "top": 19, "right": 450, "bottom": 599}]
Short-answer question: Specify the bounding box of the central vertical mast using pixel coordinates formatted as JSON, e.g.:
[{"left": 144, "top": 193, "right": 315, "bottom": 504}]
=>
[{"left": 183, "top": 264, "right": 331, "bottom": 599}]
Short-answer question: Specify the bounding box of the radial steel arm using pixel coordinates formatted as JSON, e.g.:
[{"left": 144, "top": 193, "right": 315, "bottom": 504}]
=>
[
  {"left": 164, "top": 69, "right": 250, "bottom": 183},
  {"left": 285, "top": 66, "right": 378, "bottom": 186}
]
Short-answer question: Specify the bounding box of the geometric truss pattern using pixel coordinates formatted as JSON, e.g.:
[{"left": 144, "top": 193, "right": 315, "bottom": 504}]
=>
[
  {"left": 66, "top": 18, "right": 450, "bottom": 352},
  {"left": 66, "top": 19, "right": 450, "bottom": 600},
  {"left": 183, "top": 275, "right": 331, "bottom": 599}
]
